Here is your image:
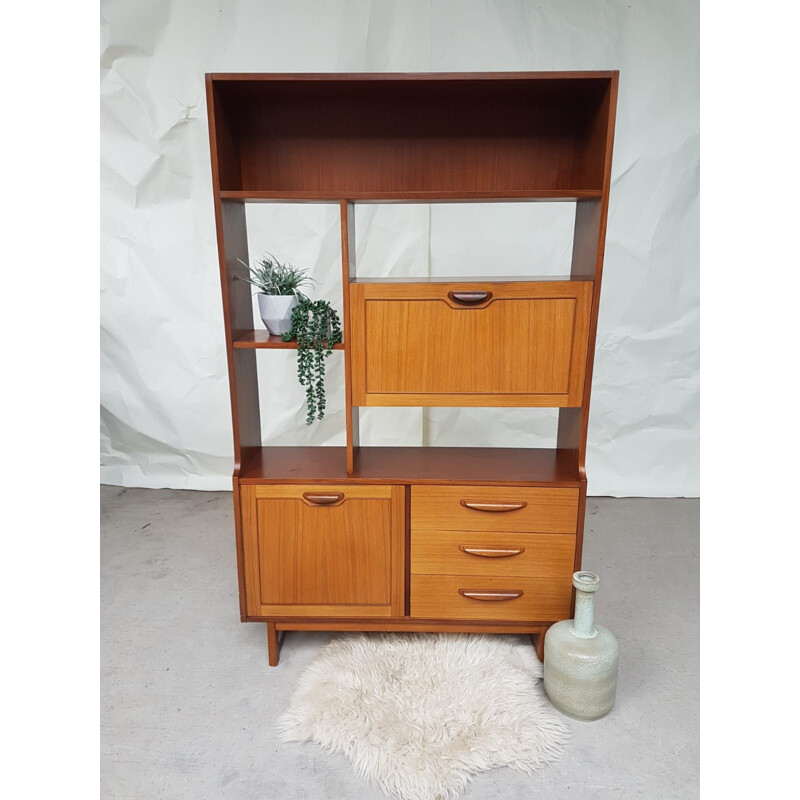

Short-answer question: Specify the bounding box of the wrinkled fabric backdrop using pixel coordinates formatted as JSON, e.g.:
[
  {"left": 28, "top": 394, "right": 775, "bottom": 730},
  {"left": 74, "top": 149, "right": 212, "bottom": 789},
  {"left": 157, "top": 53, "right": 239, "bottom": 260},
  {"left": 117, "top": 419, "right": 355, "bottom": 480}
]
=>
[{"left": 100, "top": 0, "right": 699, "bottom": 496}]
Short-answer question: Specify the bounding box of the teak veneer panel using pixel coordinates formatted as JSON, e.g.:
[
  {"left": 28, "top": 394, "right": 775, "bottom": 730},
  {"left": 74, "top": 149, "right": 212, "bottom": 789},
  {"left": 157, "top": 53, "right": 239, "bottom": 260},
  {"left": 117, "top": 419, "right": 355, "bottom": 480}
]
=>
[
  {"left": 241, "top": 485, "right": 405, "bottom": 617},
  {"left": 410, "top": 575, "right": 572, "bottom": 621},
  {"left": 411, "top": 531, "right": 576, "bottom": 578},
  {"left": 350, "top": 281, "right": 592, "bottom": 407},
  {"left": 411, "top": 485, "right": 580, "bottom": 533}
]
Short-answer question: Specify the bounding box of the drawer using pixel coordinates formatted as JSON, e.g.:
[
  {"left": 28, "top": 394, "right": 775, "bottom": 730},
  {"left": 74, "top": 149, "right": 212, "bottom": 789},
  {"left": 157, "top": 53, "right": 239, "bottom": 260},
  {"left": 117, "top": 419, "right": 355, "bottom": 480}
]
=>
[
  {"left": 410, "top": 574, "right": 572, "bottom": 621},
  {"left": 411, "top": 531, "right": 576, "bottom": 578},
  {"left": 350, "top": 280, "right": 593, "bottom": 407},
  {"left": 240, "top": 484, "right": 405, "bottom": 617},
  {"left": 411, "top": 485, "right": 580, "bottom": 533}
]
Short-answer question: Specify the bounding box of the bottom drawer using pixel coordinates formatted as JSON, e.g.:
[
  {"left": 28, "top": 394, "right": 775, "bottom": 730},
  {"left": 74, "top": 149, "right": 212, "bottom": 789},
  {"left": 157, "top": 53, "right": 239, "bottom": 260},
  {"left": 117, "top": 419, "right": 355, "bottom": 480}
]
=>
[{"left": 410, "top": 574, "right": 572, "bottom": 622}]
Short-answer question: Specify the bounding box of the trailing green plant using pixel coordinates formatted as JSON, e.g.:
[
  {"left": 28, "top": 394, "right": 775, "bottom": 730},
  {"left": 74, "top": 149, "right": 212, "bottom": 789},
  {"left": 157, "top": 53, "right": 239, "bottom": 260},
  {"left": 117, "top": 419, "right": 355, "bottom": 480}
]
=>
[
  {"left": 237, "top": 253, "right": 313, "bottom": 296},
  {"left": 282, "top": 297, "right": 343, "bottom": 424}
]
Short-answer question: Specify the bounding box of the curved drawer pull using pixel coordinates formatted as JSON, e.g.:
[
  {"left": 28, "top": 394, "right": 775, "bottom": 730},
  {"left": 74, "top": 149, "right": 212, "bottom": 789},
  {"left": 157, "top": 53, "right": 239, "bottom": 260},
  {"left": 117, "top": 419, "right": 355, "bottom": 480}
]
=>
[
  {"left": 458, "top": 589, "right": 524, "bottom": 601},
  {"left": 459, "top": 545, "right": 525, "bottom": 558},
  {"left": 302, "top": 492, "right": 344, "bottom": 506},
  {"left": 447, "top": 291, "right": 492, "bottom": 306},
  {"left": 460, "top": 500, "right": 527, "bottom": 513}
]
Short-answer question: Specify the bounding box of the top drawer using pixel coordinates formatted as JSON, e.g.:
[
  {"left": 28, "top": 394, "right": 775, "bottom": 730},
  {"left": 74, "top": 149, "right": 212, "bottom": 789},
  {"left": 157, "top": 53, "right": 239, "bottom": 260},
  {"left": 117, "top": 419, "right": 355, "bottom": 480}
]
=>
[
  {"left": 349, "top": 281, "right": 593, "bottom": 407},
  {"left": 411, "top": 485, "right": 580, "bottom": 534}
]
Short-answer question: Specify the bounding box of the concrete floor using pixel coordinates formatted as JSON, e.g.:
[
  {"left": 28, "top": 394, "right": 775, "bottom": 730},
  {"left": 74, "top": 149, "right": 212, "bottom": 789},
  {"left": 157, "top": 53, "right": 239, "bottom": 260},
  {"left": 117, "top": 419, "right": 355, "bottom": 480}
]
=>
[{"left": 101, "top": 486, "right": 699, "bottom": 800}]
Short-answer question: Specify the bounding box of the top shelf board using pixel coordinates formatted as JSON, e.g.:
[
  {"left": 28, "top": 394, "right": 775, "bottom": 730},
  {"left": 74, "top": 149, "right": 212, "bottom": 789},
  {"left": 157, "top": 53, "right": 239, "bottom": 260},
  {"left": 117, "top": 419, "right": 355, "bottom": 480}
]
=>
[
  {"left": 218, "top": 190, "right": 603, "bottom": 204},
  {"left": 208, "top": 71, "right": 618, "bottom": 82},
  {"left": 207, "top": 72, "right": 617, "bottom": 198}
]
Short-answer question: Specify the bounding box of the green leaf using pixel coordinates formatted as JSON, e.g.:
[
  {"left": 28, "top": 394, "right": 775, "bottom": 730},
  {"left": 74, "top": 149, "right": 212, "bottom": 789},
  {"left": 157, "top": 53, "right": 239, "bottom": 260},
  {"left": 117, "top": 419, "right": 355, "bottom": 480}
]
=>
[{"left": 282, "top": 296, "right": 342, "bottom": 423}]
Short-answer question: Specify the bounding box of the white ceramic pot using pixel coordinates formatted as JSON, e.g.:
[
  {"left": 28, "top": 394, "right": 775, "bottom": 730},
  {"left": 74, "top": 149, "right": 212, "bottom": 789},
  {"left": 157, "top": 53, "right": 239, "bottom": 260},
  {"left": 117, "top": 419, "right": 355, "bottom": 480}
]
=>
[{"left": 257, "top": 294, "right": 298, "bottom": 336}]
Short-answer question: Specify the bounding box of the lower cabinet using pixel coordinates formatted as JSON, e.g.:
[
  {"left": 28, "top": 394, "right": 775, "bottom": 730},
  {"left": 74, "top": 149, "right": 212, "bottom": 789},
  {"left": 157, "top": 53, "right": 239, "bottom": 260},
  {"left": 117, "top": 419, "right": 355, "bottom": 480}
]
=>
[
  {"left": 240, "top": 484, "right": 405, "bottom": 617},
  {"left": 240, "top": 482, "right": 578, "bottom": 624}
]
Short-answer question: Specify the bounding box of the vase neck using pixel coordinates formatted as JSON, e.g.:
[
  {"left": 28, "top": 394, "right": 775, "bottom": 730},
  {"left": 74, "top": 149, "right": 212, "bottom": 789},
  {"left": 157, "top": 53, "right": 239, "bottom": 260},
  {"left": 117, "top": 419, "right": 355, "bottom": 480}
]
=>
[{"left": 572, "top": 588, "right": 597, "bottom": 638}]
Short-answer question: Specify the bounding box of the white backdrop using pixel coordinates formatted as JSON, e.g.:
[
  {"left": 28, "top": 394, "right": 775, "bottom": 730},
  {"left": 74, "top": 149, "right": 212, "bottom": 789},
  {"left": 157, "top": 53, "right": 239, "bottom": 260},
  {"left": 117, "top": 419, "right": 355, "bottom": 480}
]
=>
[{"left": 100, "top": 0, "right": 699, "bottom": 497}]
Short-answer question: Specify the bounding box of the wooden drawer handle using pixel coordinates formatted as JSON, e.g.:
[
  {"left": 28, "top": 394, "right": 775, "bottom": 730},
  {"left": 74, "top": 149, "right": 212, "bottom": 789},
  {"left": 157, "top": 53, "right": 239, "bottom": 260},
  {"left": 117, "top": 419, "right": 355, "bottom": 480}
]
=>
[
  {"left": 458, "top": 589, "right": 524, "bottom": 601},
  {"left": 460, "top": 500, "right": 528, "bottom": 512},
  {"left": 459, "top": 545, "right": 525, "bottom": 558},
  {"left": 302, "top": 492, "right": 344, "bottom": 506},
  {"left": 447, "top": 291, "right": 492, "bottom": 306}
]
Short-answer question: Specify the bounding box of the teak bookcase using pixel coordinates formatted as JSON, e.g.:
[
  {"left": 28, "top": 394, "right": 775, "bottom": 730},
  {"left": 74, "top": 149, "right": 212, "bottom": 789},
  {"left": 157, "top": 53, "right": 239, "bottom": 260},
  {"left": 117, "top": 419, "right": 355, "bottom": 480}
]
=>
[{"left": 206, "top": 72, "right": 618, "bottom": 666}]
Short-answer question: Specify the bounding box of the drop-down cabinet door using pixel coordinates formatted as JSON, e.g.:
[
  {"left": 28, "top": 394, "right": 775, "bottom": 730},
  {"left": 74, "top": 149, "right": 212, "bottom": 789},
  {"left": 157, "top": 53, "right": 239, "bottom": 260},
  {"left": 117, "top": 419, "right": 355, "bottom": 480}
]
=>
[
  {"left": 350, "top": 281, "right": 593, "bottom": 407},
  {"left": 240, "top": 484, "right": 405, "bottom": 618}
]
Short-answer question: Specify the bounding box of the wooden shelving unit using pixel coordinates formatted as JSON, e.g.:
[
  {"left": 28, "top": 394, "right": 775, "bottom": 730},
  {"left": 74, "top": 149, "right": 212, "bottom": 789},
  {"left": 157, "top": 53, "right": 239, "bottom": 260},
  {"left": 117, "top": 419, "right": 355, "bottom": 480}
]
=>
[{"left": 207, "top": 72, "right": 618, "bottom": 666}]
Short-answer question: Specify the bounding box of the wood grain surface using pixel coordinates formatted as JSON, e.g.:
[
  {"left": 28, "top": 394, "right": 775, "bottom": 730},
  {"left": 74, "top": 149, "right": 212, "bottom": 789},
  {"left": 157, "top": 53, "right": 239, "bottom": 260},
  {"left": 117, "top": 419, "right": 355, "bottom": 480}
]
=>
[{"left": 411, "top": 485, "right": 580, "bottom": 533}]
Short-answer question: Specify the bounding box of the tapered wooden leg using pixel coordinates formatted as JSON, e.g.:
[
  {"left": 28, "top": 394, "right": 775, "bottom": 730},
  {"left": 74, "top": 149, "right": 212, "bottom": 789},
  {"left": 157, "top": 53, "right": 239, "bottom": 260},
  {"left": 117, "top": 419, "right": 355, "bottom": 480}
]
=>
[{"left": 267, "top": 622, "right": 284, "bottom": 667}]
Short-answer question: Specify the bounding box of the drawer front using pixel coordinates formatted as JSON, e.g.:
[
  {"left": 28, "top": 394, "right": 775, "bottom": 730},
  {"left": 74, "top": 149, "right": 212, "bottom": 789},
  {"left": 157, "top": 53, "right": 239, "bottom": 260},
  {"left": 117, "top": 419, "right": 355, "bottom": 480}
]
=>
[
  {"left": 350, "top": 281, "right": 593, "bottom": 407},
  {"left": 241, "top": 484, "right": 405, "bottom": 617},
  {"left": 411, "top": 485, "right": 580, "bottom": 533},
  {"left": 412, "top": 531, "right": 576, "bottom": 578},
  {"left": 410, "top": 574, "right": 572, "bottom": 621}
]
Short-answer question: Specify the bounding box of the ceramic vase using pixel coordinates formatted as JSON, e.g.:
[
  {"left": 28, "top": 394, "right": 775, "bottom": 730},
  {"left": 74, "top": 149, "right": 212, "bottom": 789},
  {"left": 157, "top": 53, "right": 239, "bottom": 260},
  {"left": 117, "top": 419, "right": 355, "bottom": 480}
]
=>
[
  {"left": 543, "top": 571, "right": 619, "bottom": 721},
  {"left": 257, "top": 294, "right": 298, "bottom": 336}
]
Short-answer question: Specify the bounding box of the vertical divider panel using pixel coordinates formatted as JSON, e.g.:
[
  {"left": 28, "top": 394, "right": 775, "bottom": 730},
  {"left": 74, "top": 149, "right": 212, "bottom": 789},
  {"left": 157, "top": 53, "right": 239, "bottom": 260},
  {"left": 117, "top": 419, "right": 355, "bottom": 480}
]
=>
[
  {"left": 392, "top": 485, "right": 407, "bottom": 617},
  {"left": 340, "top": 200, "right": 360, "bottom": 475},
  {"left": 207, "top": 76, "right": 262, "bottom": 471},
  {"left": 217, "top": 202, "right": 262, "bottom": 465},
  {"left": 557, "top": 74, "right": 619, "bottom": 478}
]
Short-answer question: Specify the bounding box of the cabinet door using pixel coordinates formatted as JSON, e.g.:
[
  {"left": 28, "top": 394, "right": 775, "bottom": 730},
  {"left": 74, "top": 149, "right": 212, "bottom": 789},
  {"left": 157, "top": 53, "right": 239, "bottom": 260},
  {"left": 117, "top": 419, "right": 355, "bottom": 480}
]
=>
[
  {"left": 241, "top": 485, "right": 405, "bottom": 617},
  {"left": 350, "top": 281, "right": 593, "bottom": 407}
]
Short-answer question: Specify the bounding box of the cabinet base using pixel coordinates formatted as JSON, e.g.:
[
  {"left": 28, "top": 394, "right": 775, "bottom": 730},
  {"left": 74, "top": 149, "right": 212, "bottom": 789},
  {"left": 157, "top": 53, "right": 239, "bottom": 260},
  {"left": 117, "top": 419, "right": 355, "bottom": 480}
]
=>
[{"left": 263, "top": 620, "right": 553, "bottom": 666}]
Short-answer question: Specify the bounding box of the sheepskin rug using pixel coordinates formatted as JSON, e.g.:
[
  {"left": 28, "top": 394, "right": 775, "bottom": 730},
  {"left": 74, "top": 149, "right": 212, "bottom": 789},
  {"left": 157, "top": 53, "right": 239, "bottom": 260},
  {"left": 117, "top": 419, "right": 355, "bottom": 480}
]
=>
[{"left": 276, "top": 633, "right": 570, "bottom": 800}]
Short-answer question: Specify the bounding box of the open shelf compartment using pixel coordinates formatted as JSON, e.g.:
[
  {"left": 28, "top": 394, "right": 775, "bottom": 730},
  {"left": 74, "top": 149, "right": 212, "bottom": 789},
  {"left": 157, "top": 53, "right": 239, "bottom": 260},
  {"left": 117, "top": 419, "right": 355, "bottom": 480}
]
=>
[{"left": 208, "top": 73, "right": 615, "bottom": 198}]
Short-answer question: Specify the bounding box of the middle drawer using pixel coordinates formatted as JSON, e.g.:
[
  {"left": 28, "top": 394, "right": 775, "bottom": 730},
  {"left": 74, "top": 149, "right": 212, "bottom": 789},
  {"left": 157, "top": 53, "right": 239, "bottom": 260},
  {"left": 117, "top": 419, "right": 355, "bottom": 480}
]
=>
[{"left": 412, "top": 530, "right": 576, "bottom": 578}]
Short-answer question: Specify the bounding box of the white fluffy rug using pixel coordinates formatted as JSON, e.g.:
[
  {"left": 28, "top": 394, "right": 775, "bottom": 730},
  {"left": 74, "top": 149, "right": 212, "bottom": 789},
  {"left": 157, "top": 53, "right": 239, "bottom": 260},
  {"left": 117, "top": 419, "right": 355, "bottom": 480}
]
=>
[{"left": 276, "top": 633, "right": 570, "bottom": 800}]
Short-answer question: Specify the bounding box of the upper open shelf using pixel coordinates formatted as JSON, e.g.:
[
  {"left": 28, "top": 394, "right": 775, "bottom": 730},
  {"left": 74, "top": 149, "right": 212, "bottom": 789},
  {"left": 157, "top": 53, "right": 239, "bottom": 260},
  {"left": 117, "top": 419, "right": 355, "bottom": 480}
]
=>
[{"left": 208, "top": 73, "right": 615, "bottom": 199}]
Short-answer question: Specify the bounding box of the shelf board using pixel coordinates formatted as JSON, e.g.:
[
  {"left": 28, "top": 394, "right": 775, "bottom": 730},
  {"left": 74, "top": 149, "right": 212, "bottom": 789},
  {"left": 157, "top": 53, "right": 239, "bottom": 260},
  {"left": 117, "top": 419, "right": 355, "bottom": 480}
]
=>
[
  {"left": 219, "top": 190, "right": 602, "bottom": 204},
  {"left": 238, "top": 446, "right": 582, "bottom": 486},
  {"left": 209, "top": 71, "right": 617, "bottom": 82},
  {"left": 232, "top": 331, "right": 345, "bottom": 349},
  {"left": 350, "top": 275, "right": 592, "bottom": 284}
]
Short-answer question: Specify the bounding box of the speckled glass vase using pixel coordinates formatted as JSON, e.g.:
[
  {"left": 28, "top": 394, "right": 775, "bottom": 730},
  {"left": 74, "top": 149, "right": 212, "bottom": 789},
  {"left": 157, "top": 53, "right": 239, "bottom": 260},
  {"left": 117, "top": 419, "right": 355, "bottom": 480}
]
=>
[{"left": 543, "top": 571, "right": 619, "bottom": 721}]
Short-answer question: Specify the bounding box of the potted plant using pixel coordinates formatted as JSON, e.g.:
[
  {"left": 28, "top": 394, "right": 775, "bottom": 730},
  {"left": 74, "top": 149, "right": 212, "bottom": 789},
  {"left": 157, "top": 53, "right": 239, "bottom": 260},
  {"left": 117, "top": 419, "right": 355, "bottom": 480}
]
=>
[
  {"left": 282, "top": 298, "right": 343, "bottom": 424},
  {"left": 238, "top": 254, "right": 312, "bottom": 335}
]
